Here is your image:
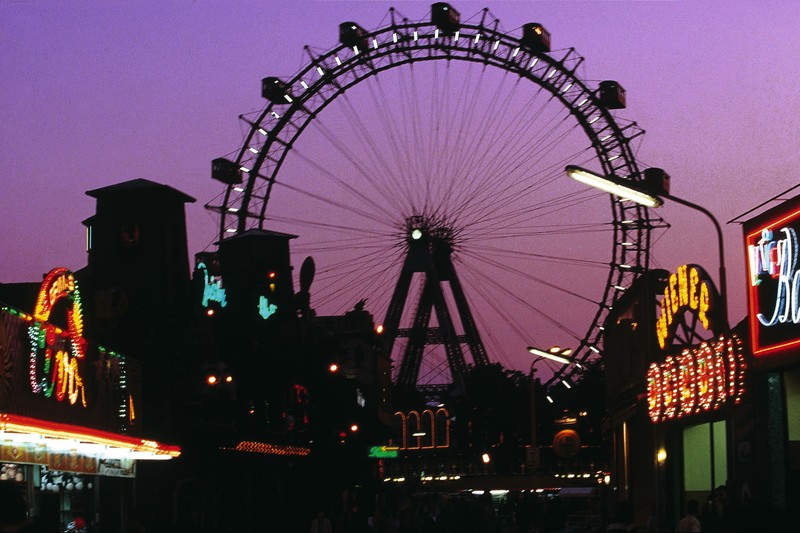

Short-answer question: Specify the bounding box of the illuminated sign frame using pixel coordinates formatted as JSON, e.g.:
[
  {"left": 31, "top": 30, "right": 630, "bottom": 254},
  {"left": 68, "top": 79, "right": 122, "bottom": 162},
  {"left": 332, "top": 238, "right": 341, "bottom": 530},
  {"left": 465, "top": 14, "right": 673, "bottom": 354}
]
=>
[
  {"left": 655, "top": 264, "right": 721, "bottom": 350},
  {"left": 744, "top": 196, "right": 800, "bottom": 357},
  {"left": 27, "top": 268, "right": 88, "bottom": 407},
  {"left": 647, "top": 334, "right": 746, "bottom": 423}
]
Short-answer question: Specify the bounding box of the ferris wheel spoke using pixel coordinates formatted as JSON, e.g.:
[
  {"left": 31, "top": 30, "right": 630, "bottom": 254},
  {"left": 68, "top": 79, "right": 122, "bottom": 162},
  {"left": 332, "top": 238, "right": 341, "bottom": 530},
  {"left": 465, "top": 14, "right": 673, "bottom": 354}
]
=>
[
  {"left": 454, "top": 129, "right": 594, "bottom": 227},
  {"left": 443, "top": 77, "right": 551, "bottom": 217},
  {"left": 466, "top": 126, "right": 588, "bottom": 219},
  {"left": 460, "top": 268, "right": 533, "bottom": 369},
  {"left": 266, "top": 213, "right": 397, "bottom": 240},
  {"left": 313, "top": 247, "right": 401, "bottom": 312},
  {"left": 366, "top": 79, "right": 419, "bottom": 211},
  {"left": 432, "top": 62, "right": 491, "bottom": 214},
  {"left": 476, "top": 246, "right": 609, "bottom": 270},
  {"left": 464, "top": 222, "right": 616, "bottom": 241},
  {"left": 461, "top": 96, "right": 566, "bottom": 206},
  {"left": 452, "top": 89, "right": 569, "bottom": 210},
  {"left": 459, "top": 249, "right": 601, "bottom": 306},
  {"left": 464, "top": 188, "right": 605, "bottom": 235},
  {"left": 272, "top": 176, "right": 398, "bottom": 229},
  {"left": 338, "top": 93, "right": 411, "bottom": 206},
  {"left": 303, "top": 117, "right": 410, "bottom": 216},
  {"left": 440, "top": 69, "right": 523, "bottom": 212},
  {"left": 457, "top": 258, "right": 583, "bottom": 341}
]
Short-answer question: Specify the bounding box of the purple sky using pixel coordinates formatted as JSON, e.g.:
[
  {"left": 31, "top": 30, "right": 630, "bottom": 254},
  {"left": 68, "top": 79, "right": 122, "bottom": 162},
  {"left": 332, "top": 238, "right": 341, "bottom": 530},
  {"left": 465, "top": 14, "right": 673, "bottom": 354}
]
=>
[{"left": 3, "top": 1, "right": 800, "bottom": 378}]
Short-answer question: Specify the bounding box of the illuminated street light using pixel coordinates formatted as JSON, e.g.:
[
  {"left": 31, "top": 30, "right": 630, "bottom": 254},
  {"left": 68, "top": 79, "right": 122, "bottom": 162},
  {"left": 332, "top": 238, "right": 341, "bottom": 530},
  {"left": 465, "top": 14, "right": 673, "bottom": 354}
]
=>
[
  {"left": 527, "top": 346, "right": 572, "bottom": 365},
  {"left": 565, "top": 165, "right": 662, "bottom": 208},
  {"left": 527, "top": 344, "right": 573, "bottom": 471},
  {"left": 565, "top": 165, "right": 728, "bottom": 329}
]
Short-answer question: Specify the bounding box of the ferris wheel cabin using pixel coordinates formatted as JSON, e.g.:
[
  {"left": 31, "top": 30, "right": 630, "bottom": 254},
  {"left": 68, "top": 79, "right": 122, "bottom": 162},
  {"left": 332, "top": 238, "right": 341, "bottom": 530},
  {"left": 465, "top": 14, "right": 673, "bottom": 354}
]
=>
[
  {"left": 340, "top": 22, "right": 369, "bottom": 51},
  {"left": 599, "top": 80, "right": 627, "bottom": 110},
  {"left": 261, "top": 76, "right": 294, "bottom": 104},
  {"left": 212, "top": 157, "right": 242, "bottom": 185},
  {"left": 432, "top": 3, "right": 460, "bottom": 35},
  {"left": 521, "top": 23, "right": 551, "bottom": 53}
]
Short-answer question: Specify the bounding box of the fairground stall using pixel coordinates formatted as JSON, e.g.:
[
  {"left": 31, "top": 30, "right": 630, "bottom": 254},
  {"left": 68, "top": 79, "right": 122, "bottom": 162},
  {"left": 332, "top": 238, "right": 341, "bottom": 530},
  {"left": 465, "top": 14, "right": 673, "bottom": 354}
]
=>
[
  {"left": 0, "top": 267, "right": 179, "bottom": 532},
  {"left": 740, "top": 191, "right": 800, "bottom": 509},
  {"left": 603, "top": 262, "right": 750, "bottom": 530}
]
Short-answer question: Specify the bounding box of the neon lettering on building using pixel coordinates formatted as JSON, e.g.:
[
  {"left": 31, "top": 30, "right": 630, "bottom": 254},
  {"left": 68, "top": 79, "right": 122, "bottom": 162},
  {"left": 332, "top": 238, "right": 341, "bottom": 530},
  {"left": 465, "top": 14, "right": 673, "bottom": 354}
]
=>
[
  {"left": 393, "top": 408, "right": 450, "bottom": 449},
  {"left": 744, "top": 201, "right": 800, "bottom": 355},
  {"left": 647, "top": 334, "right": 746, "bottom": 423},
  {"left": 27, "top": 268, "right": 87, "bottom": 407},
  {"left": 655, "top": 264, "right": 713, "bottom": 349},
  {"left": 258, "top": 296, "right": 277, "bottom": 320},
  {"left": 748, "top": 227, "right": 799, "bottom": 326},
  {"left": 197, "top": 262, "right": 227, "bottom": 308}
]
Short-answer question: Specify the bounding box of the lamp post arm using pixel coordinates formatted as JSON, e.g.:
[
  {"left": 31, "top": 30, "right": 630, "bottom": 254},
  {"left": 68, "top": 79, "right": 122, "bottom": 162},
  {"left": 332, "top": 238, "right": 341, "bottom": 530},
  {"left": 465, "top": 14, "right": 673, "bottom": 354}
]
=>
[{"left": 662, "top": 192, "right": 729, "bottom": 330}]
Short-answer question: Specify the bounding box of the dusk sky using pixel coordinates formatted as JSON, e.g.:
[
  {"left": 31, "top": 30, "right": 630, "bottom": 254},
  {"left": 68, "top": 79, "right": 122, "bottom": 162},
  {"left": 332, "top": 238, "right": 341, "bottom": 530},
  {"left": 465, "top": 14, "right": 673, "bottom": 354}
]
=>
[{"left": 3, "top": 1, "right": 800, "bottom": 377}]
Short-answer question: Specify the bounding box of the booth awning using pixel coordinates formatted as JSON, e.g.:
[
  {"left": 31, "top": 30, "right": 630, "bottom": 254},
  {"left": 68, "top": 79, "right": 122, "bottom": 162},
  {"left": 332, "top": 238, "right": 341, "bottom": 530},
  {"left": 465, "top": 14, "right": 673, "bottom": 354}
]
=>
[{"left": 0, "top": 413, "right": 180, "bottom": 461}]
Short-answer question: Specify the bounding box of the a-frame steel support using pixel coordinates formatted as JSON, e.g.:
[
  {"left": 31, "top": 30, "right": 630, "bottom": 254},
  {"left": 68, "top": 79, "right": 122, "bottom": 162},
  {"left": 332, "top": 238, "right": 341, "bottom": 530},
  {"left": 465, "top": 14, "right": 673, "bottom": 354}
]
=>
[{"left": 382, "top": 225, "right": 490, "bottom": 393}]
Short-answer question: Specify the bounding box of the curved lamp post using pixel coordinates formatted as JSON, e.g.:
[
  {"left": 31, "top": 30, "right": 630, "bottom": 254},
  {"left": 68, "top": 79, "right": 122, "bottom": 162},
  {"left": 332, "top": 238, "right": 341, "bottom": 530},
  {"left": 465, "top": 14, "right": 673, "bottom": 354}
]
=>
[
  {"left": 527, "top": 345, "right": 573, "bottom": 471},
  {"left": 565, "top": 165, "right": 728, "bottom": 330}
]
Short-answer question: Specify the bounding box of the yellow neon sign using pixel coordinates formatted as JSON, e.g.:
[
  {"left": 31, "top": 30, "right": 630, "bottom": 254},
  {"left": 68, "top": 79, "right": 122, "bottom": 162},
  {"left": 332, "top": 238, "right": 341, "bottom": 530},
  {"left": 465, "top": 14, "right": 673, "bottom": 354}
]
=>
[
  {"left": 28, "top": 268, "right": 87, "bottom": 407},
  {"left": 655, "top": 264, "right": 713, "bottom": 349}
]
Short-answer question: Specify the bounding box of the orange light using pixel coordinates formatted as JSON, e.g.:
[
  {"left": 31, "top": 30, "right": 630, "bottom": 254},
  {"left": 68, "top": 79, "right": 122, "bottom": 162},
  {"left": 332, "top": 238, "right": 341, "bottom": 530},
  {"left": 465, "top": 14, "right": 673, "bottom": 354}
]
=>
[
  {"left": 376, "top": 324, "right": 384, "bottom": 334},
  {"left": 0, "top": 413, "right": 180, "bottom": 458},
  {"left": 225, "top": 375, "right": 233, "bottom": 383},
  {"left": 207, "top": 375, "right": 218, "bottom": 385},
  {"left": 329, "top": 363, "right": 339, "bottom": 373}
]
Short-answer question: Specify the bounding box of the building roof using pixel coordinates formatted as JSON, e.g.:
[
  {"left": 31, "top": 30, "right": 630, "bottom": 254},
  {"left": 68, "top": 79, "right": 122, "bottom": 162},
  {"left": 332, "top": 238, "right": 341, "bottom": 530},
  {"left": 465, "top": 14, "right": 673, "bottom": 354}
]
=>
[
  {"left": 85, "top": 178, "right": 195, "bottom": 203},
  {"left": 219, "top": 228, "right": 299, "bottom": 243}
]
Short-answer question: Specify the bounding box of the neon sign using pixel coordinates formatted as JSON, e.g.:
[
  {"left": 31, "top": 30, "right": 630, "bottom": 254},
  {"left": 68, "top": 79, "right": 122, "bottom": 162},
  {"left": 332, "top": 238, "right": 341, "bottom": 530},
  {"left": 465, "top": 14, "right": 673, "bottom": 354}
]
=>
[
  {"left": 744, "top": 201, "right": 800, "bottom": 355},
  {"left": 655, "top": 264, "right": 718, "bottom": 350},
  {"left": 198, "top": 262, "right": 227, "bottom": 308},
  {"left": 647, "top": 334, "right": 746, "bottom": 423},
  {"left": 28, "top": 268, "right": 87, "bottom": 407},
  {"left": 368, "top": 445, "right": 399, "bottom": 459},
  {"left": 258, "top": 296, "right": 277, "bottom": 320}
]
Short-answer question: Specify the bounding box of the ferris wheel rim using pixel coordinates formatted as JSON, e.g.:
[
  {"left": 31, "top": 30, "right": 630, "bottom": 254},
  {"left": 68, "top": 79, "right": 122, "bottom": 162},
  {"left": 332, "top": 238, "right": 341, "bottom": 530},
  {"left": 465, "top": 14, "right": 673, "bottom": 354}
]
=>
[{"left": 212, "top": 7, "right": 653, "bottom": 388}]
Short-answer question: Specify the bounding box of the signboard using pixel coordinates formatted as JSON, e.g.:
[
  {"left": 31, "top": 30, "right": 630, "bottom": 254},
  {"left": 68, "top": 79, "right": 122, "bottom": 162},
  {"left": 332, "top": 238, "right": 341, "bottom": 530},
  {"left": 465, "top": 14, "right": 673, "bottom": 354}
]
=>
[
  {"left": 0, "top": 267, "right": 135, "bottom": 432},
  {"left": 368, "top": 445, "right": 399, "bottom": 459},
  {"left": 743, "top": 195, "right": 800, "bottom": 356},
  {"left": 0, "top": 442, "right": 130, "bottom": 477},
  {"left": 655, "top": 264, "right": 722, "bottom": 350},
  {"left": 645, "top": 264, "right": 746, "bottom": 423},
  {"left": 646, "top": 334, "right": 746, "bottom": 423}
]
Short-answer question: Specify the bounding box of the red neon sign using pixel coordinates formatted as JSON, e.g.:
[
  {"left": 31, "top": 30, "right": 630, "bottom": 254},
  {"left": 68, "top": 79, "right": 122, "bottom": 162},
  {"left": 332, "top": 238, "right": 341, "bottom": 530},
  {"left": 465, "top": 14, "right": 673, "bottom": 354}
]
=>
[
  {"left": 743, "top": 197, "right": 800, "bottom": 356},
  {"left": 28, "top": 268, "right": 88, "bottom": 407},
  {"left": 647, "top": 334, "right": 746, "bottom": 423}
]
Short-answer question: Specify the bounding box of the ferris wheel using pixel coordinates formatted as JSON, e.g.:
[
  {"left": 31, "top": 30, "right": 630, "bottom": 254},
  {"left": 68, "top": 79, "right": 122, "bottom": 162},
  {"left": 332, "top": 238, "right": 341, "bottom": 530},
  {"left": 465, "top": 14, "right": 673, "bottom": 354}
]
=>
[{"left": 208, "top": 3, "right": 654, "bottom": 389}]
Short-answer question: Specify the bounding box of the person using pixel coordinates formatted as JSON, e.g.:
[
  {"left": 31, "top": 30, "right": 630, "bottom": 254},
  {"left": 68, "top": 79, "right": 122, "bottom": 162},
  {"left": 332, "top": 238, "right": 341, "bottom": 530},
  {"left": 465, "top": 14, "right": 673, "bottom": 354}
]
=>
[
  {"left": 676, "top": 499, "right": 701, "bottom": 533},
  {"left": 310, "top": 510, "right": 332, "bottom": 533}
]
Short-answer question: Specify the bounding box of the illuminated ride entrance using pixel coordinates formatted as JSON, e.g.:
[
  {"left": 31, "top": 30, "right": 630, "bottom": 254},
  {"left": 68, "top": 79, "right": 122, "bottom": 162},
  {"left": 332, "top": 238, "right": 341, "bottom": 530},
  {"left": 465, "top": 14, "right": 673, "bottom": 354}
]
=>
[{"left": 208, "top": 3, "right": 657, "bottom": 393}]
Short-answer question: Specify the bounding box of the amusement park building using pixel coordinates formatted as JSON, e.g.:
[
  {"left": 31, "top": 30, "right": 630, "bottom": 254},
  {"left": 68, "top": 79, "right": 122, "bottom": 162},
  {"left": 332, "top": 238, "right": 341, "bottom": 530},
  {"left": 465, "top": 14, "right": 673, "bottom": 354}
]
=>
[
  {"left": 601, "top": 188, "right": 800, "bottom": 531},
  {"left": 2, "top": 178, "right": 395, "bottom": 531}
]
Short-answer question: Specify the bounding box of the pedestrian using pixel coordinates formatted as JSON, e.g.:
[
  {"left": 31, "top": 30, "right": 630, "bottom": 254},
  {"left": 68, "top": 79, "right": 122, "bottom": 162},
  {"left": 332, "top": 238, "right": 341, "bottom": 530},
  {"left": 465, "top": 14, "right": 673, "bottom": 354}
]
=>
[
  {"left": 676, "top": 499, "right": 701, "bottom": 533},
  {"left": 311, "top": 510, "right": 333, "bottom": 533}
]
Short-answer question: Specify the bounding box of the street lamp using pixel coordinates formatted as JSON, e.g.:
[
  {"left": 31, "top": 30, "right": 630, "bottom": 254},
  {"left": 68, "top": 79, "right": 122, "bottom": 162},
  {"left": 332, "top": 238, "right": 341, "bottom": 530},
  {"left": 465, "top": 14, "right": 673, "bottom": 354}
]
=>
[
  {"left": 527, "top": 345, "right": 573, "bottom": 366},
  {"left": 565, "top": 165, "right": 728, "bottom": 329},
  {"left": 527, "top": 345, "right": 573, "bottom": 472}
]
